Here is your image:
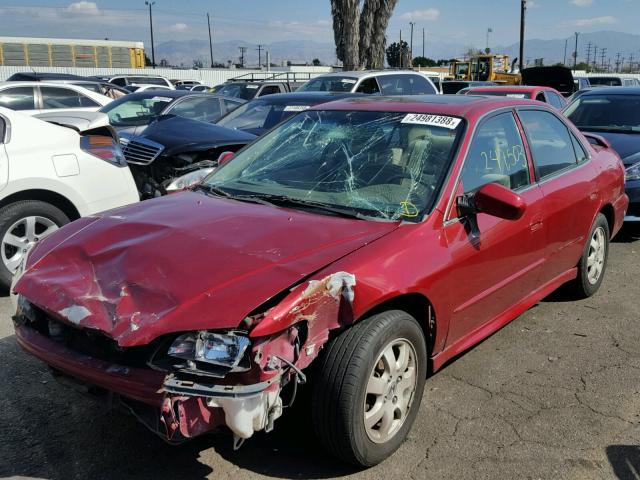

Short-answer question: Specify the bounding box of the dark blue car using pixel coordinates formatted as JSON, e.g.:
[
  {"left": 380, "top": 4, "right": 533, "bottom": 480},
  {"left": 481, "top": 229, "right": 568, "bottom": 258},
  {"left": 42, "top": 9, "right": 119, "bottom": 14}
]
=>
[
  {"left": 215, "top": 91, "right": 361, "bottom": 136},
  {"left": 565, "top": 87, "right": 640, "bottom": 222}
]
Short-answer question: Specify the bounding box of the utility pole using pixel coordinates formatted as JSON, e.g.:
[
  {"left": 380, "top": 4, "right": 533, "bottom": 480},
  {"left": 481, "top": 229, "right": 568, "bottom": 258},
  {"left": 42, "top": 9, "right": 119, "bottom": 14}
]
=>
[
  {"left": 563, "top": 38, "right": 568, "bottom": 66},
  {"left": 409, "top": 22, "right": 415, "bottom": 62},
  {"left": 573, "top": 32, "right": 579, "bottom": 69},
  {"left": 592, "top": 45, "right": 598, "bottom": 71},
  {"left": 207, "top": 13, "right": 214, "bottom": 68},
  {"left": 585, "top": 42, "right": 592, "bottom": 68},
  {"left": 600, "top": 48, "right": 607, "bottom": 70},
  {"left": 519, "top": 0, "right": 526, "bottom": 72},
  {"left": 629, "top": 53, "right": 635, "bottom": 73},
  {"left": 399, "top": 29, "right": 403, "bottom": 68},
  {"left": 615, "top": 52, "right": 622, "bottom": 72},
  {"left": 422, "top": 28, "right": 425, "bottom": 58},
  {"left": 486, "top": 27, "right": 493, "bottom": 52},
  {"left": 145, "top": 1, "right": 156, "bottom": 68},
  {"left": 238, "top": 46, "right": 247, "bottom": 68},
  {"left": 257, "top": 44, "right": 263, "bottom": 68}
]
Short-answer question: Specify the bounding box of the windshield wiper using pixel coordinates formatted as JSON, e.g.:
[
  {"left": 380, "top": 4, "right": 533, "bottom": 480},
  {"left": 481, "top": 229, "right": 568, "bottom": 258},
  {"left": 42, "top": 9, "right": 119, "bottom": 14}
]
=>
[{"left": 237, "top": 193, "right": 373, "bottom": 220}]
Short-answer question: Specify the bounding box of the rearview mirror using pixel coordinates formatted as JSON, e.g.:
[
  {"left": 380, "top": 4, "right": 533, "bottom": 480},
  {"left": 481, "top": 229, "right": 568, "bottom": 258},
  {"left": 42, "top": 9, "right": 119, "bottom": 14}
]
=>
[{"left": 457, "top": 183, "right": 526, "bottom": 221}]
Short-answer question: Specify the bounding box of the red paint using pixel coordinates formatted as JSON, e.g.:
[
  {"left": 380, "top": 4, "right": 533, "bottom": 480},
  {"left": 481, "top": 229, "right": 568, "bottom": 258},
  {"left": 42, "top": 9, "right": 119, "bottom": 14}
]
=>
[
  {"left": 13, "top": 97, "right": 629, "bottom": 441},
  {"left": 463, "top": 86, "right": 567, "bottom": 109}
]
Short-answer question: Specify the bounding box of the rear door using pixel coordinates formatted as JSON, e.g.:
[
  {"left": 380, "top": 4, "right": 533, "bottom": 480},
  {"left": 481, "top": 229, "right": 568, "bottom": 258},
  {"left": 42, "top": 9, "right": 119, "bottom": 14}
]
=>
[
  {"left": 516, "top": 109, "right": 599, "bottom": 284},
  {"left": 443, "top": 111, "right": 546, "bottom": 345}
]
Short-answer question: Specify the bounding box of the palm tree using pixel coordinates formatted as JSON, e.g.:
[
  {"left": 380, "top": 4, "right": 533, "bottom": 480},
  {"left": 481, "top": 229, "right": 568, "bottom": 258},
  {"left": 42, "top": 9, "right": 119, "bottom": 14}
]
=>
[{"left": 331, "top": 0, "right": 398, "bottom": 70}]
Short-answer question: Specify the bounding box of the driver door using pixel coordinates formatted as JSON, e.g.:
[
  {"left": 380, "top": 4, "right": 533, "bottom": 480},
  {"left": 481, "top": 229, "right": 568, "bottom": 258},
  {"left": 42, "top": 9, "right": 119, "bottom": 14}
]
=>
[{"left": 443, "top": 111, "right": 546, "bottom": 347}]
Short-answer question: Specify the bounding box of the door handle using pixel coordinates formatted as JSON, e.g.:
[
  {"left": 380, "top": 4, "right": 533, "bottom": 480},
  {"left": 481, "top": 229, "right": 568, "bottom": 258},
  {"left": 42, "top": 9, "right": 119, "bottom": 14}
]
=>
[{"left": 529, "top": 213, "right": 544, "bottom": 233}]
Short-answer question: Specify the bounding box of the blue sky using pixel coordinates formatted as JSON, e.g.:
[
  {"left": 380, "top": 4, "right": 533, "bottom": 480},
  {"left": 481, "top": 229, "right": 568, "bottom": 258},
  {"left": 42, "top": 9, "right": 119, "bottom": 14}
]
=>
[{"left": 0, "top": 0, "right": 637, "bottom": 48}]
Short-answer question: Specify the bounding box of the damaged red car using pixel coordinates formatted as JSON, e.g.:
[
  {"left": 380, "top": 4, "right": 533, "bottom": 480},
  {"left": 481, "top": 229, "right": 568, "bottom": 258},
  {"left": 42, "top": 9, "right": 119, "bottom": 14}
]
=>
[{"left": 12, "top": 95, "right": 628, "bottom": 467}]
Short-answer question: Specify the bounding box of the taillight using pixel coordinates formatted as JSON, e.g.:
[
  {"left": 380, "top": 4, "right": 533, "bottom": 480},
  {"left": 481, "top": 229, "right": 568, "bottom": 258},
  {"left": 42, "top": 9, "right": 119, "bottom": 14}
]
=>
[{"left": 80, "top": 135, "right": 127, "bottom": 167}]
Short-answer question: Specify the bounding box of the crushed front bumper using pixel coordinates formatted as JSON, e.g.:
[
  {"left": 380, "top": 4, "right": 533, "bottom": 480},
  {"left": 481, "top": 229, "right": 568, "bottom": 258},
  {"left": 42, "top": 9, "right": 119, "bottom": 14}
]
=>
[{"left": 14, "top": 323, "right": 283, "bottom": 442}]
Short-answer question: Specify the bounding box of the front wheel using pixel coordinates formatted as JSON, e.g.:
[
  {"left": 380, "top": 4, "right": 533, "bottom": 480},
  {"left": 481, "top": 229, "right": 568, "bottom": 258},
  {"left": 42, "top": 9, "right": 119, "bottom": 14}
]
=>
[
  {"left": 311, "top": 310, "right": 427, "bottom": 466},
  {"left": 0, "top": 200, "right": 69, "bottom": 289},
  {"left": 569, "top": 213, "right": 610, "bottom": 299}
]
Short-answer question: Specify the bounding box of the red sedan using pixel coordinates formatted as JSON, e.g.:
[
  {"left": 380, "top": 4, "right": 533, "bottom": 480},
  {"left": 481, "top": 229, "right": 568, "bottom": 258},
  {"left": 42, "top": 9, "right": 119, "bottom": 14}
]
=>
[
  {"left": 12, "top": 96, "right": 628, "bottom": 466},
  {"left": 463, "top": 85, "right": 568, "bottom": 110}
]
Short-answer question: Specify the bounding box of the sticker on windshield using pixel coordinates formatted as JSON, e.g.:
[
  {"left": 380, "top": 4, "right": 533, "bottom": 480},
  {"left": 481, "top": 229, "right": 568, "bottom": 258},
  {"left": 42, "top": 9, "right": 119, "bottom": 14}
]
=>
[
  {"left": 283, "top": 105, "right": 310, "bottom": 112},
  {"left": 401, "top": 113, "right": 461, "bottom": 129},
  {"left": 340, "top": 79, "right": 357, "bottom": 84},
  {"left": 151, "top": 96, "right": 173, "bottom": 102},
  {"left": 246, "top": 85, "right": 259, "bottom": 89},
  {"left": 506, "top": 93, "right": 527, "bottom": 98}
]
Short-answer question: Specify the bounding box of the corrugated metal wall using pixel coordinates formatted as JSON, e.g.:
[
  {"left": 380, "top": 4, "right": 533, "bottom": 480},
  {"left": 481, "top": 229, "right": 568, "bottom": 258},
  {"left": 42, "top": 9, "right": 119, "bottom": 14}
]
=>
[{"left": 0, "top": 65, "right": 329, "bottom": 85}]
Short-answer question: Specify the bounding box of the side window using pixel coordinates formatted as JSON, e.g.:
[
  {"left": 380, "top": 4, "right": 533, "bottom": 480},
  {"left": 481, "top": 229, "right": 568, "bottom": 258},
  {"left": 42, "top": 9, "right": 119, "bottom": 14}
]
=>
[
  {"left": 519, "top": 110, "right": 578, "bottom": 179},
  {"left": 570, "top": 132, "right": 588, "bottom": 164},
  {"left": 222, "top": 98, "right": 242, "bottom": 113},
  {"left": 40, "top": 87, "right": 98, "bottom": 109},
  {"left": 460, "top": 112, "right": 530, "bottom": 195},
  {"left": 0, "top": 87, "right": 36, "bottom": 110},
  {"left": 546, "top": 92, "right": 565, "bottom": 109},
  {"left": 110, "top": 77, "right": 126, "bottom": 86},
  {"left": 356, "top": 77, "right": 380, "bottom": 94},
  {"left": 0, "top": 117, "right": 5, "bottom": 143},
  {"left": 258, "top": 85, "right": 281, "bottom": 96},
  {"left": 535, "top": 92, "right": 546, "bottom": 102}
]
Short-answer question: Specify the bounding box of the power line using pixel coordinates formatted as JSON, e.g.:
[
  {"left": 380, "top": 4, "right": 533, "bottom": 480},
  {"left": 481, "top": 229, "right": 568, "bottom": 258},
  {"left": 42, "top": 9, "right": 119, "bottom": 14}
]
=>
[{"left": 238, "top": 46, "right": 247, "bottom": 68}]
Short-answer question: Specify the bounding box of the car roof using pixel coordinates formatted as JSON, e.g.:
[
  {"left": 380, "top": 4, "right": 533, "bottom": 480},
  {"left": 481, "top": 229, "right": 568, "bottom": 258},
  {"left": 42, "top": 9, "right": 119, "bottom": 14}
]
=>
[
  {"left": 0, "top": 81, "right": 95, "bottom": 89},
  {"left": 118, "top": 90, "right": 192, "bottom": 100},
  {"left": 309, "top": 94, "right": 546, "bottom": 118},
  {"left": 466, "top": 86, "right": 553, "bottom": 92},
  {"left": 311, "top": 70, "right": 425, "bottom": 79},
  {"left": 579, "top": 86, "right": 640, "bottom": 96},
  {"left": 7, "top": 72, "right": 88, "bottom": 81}
]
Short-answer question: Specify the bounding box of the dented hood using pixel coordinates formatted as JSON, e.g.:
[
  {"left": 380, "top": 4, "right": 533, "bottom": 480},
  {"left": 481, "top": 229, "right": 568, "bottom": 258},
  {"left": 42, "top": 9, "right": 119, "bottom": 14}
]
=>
[{"left": 15, "top": 191, "right": 398, "bottom": 346}]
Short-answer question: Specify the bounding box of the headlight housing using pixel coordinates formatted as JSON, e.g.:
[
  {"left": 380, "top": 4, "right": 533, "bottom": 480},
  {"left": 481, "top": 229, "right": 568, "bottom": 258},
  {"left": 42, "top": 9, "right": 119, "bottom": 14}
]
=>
[
  {"left": 625, "top": 161, "right": 640, "bottom": 182},
  {"left": 168, "top": 331, "right": 250, "bottom": 369},
  {"left": 165, "top": 167, "right": 215, "bottom": 192}
]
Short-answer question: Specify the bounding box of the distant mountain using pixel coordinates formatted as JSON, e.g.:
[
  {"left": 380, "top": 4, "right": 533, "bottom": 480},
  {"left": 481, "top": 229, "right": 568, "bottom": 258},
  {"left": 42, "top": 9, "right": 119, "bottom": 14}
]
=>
[
  {"left": 494, "top": 31, "right": 640, "bottom": 66},
  {"left": 156, "top": 30, "right": 640, "bottom": 68}
]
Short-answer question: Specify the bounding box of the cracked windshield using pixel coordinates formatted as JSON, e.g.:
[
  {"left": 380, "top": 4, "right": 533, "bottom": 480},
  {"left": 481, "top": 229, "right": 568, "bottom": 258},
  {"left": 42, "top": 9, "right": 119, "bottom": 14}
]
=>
[{"left": 205, "top": 109, "right": 463, "bottom": 221}]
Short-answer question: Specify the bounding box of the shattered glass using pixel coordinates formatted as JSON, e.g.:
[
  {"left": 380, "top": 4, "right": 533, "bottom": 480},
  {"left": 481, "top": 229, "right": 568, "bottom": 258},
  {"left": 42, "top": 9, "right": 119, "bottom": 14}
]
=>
[{"left": 206, "top": 110, "right": 464, "bottom": 221}]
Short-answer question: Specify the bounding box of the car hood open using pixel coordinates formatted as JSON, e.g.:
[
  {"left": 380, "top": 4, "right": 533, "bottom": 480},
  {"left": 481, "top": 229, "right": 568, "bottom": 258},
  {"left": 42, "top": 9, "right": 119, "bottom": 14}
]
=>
[{"left": 15, "top": 191, "right": 399, "bottom": 346}]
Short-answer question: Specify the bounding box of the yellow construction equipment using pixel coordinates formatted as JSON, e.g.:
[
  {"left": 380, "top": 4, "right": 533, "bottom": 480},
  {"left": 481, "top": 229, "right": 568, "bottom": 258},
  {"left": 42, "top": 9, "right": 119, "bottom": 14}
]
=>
[{"left": 449, "top": 54, "right": 521, "bottom": 85}]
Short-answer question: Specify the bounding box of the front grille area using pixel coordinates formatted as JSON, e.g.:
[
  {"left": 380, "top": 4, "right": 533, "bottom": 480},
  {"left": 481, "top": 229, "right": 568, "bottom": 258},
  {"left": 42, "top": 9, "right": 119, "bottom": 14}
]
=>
[{"left": 119, "top": 135, "right": 164, "bottom": 165}]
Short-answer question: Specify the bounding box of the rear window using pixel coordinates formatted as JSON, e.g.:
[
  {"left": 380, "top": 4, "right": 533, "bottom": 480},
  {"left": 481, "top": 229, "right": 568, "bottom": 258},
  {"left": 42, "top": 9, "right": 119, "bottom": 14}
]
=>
[
  {"left": 217, "top": 100, "right": 310, "bottom": 132},
  {"left": 378, "top": 74, "right": 436, "bottom": 95},
  {"left": 127, "top": 77, "right": 170, "bottom": 87},
  {"left": 588, "top": 77, "right": 622, "bottom": 87},
  {"left": 565, "top": 94, "right": 640, "bottom": 131},
  {"left": 214, "top": 83, "right": 262, "bottom": 100}
]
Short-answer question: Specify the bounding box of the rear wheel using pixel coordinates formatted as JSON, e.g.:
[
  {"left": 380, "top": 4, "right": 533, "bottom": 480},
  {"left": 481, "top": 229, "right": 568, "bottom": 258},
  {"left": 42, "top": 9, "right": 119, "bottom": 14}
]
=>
[
  {"left": 0, "top": 201, "right": 69, "bottom": 288},
  {"left": 569, "top": 213, "right": 609, "bottom": 298},
  {"left": 311, "top": 310, "right": 427, "bottom": 466}
]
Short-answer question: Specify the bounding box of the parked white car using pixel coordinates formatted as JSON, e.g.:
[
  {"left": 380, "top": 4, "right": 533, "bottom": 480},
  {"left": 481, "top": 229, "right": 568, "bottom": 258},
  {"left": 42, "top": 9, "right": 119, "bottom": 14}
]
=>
[
  {"left": 124, "top": 84, "right": 174, "bottom": 93},
  {"left": 297, "top": 70, "right": 439, "bottom": 95},
  {"left": 0, "top": 107, "right": 139, "bottom": 287},
  {"left": 108, "top": 75, "right": 174, "bottom": 90},
  {"left": 0, "top": 82, "right": 112, "bottom": 115}
]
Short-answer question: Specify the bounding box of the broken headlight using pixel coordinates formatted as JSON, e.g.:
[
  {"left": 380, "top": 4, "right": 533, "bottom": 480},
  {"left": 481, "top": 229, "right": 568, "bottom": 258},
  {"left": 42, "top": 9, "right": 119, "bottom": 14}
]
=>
[
  {"left": 168, "top": 331, "right": 250, "bottom": 369},
  {"left": 165, "top": 167, "right": 216, "bottom": 192}
]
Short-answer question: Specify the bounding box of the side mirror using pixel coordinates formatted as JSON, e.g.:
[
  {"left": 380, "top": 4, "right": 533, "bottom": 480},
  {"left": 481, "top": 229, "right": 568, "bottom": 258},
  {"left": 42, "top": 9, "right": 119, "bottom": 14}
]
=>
[
  {"left": 457, "top": 183, "right": 526, "bottom": 221},
  {"left": 216, "top": 151, "right": 234, "bottom": 166}
]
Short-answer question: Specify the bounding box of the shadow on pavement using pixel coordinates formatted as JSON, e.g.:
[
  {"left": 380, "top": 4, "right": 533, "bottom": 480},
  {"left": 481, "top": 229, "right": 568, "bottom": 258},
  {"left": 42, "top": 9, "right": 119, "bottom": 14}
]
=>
[
  {"left": 0, "top": 333, "right": 358, "bottom": 480},
  {"left": 606, "top": 445, "right": 640, "bottom": 480},
  {"left": 613, "top": 224, "right": 640, "bottom": 244}
]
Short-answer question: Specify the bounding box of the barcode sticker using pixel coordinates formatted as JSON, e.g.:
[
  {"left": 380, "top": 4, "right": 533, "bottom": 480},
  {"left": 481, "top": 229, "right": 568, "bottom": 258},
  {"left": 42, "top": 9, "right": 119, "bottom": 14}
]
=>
[
  {"left": 401, "top": 113, "right": 462, "bottom": 129},
  {"left": 283, "top": 105, "right": 310, "bottom": 112}
]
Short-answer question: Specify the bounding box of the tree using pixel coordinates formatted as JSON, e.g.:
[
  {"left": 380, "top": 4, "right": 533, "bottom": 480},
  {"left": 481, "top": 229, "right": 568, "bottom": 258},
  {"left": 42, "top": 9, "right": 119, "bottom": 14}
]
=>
[
  {"left": 385, "top": 40, "right": 409, "bottom": 68},
  {"left": 312, "top": 58, "right": 322, "bottom": 66},
  {"left": 412, "top": 56, "right": 437, "bottom": 68},
  {"left": 331, "top": 0, "right": 399, "bottom": 70}
]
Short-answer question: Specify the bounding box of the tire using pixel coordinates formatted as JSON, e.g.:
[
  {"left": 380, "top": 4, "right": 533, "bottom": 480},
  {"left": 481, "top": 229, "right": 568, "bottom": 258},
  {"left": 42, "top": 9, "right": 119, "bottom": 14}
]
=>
[
  {"left": 311, "top": 310, "right": 428, "bottom": 467},
  {"left": 0, "top": 200, "right": 69, "bottom": 289},
  {"left": 569, "top": 213, "right": 609, "bottom": 299}
]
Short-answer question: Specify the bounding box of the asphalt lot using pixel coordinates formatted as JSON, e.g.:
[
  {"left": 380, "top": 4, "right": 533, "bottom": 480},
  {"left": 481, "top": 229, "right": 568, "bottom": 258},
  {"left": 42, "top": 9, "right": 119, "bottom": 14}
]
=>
[{"left": 0, "top": 227, "right": 639, "bottom": 480}]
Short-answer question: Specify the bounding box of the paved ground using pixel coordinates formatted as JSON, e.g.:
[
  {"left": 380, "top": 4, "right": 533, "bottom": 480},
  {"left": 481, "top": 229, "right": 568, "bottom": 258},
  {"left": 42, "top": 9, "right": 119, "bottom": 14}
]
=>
[{"left": 1, "top": 228, "right": 639, "bottom": 480}]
